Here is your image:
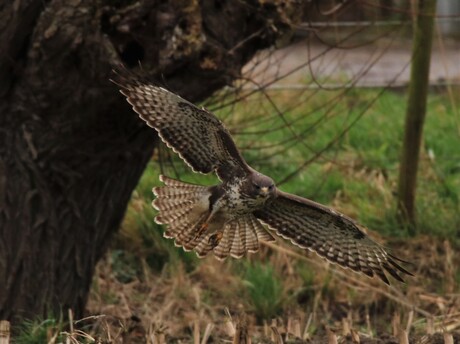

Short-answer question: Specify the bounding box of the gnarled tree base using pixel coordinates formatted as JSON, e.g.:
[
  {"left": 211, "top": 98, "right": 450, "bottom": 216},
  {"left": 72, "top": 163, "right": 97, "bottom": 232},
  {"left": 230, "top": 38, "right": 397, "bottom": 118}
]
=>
[{"left": 0, "top": 0, "right": 300, "bottom": 322}]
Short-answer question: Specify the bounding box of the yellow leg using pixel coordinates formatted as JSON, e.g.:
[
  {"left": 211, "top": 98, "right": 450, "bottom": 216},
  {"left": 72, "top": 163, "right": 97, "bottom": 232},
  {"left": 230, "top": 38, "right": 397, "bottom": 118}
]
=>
[{"left": 196, "top": 222, "right": 209, "bottom": 238}]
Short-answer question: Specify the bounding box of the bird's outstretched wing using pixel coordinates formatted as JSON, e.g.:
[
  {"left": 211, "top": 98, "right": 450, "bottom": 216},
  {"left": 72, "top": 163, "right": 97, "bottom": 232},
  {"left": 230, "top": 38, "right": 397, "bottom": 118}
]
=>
[
  {"left": 254, "top": 191, "right": 412, "bottom": 284},
  {"left": 112, "top": 69, "right": 250, "bottom": 181}
]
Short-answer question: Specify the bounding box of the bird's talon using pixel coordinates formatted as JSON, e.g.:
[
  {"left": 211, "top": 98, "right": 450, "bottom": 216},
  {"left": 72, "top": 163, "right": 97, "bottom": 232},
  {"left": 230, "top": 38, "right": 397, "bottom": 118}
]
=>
[{"left": 208, "top": 231, "right": 223, "bottom": 248}]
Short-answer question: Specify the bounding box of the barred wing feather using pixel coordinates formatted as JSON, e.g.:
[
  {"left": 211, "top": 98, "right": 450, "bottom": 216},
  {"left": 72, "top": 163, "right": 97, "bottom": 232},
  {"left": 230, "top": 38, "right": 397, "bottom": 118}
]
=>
[
  {"left": 254, "top": 191, "right": 412, "bottom": 284},
  {"left": 113, "top": 69, "right": 250, "bottom": 181}
]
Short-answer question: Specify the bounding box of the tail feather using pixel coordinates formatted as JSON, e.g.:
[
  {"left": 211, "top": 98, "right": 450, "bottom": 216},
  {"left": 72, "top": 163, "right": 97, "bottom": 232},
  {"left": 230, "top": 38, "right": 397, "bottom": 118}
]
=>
[
  {"left": 195, "top": 233, "right": 216, "bottom": 258},
  {"left": 239, "top": 217, "right": 259, "bottom": 253},
  {"left": 213, "top": 222, "right": 236, "bottom": 260},
  {"left": 154, "top": 186, "right": 205, "bottom": 198},
  {"left": 176, "top": 215, "right": 208, "bottom": 249},
  {"left": 168, "top": 220, "right": 196, "bottom": 238},
  {"left": 154, "top": 203, "right": 193, "bottom": 223},
  {"left": 186, "top": 215, "right": 270, "bottom": 260},
  {"left": 166, "top": 214, "right": 207, "bottom": 249},
  {"left": 229, "top": 221, "right": 245, "bottom": 258},
  {"left": 152, "top": 174, "right": 211, "bottom": 243},
  {"left": 153, "top": 198, "right": 195, "bottom": 212},
  {"left": 154, "top": 200, "right": 197, "bottom": 225},
  {"left": 153, "top": 175, "right": 273, "bottom": 260},
  {"left": 163, "top": 206, "right": 209, "bottom": 245},
  {"left": 159, "top": 175, "right": 205, "bottom": 188},
  {"left": 153, "top": 175, "right": 209, "bottom": 201}
]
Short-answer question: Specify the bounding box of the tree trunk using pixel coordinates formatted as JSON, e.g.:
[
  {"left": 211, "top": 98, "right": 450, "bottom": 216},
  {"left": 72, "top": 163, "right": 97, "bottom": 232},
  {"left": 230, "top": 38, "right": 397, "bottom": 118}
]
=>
[
  {"left": 0, "top": 0, "right": 300, "bottom": 322},
  {"left": 397, "top": 0, "right": 437, "bottom": 229}
]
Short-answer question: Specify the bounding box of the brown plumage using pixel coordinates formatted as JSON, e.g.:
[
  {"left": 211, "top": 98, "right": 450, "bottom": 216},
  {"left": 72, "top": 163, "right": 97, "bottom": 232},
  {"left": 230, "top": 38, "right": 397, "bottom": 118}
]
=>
[{"left": 112, "top": 68, "right": 413, "bottom": 285}]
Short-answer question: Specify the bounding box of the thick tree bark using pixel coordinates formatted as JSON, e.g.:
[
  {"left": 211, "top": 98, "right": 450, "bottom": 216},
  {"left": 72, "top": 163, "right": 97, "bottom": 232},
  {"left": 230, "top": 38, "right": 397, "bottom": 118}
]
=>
[{"left": 0, "top": 0, "right": 300, "bottom": 322}]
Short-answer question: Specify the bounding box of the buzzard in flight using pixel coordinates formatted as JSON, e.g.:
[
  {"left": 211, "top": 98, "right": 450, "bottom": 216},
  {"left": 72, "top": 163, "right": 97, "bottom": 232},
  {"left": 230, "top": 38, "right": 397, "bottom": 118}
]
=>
[{"left": 113, "top": 70, "right": 412, "bottom": 285}]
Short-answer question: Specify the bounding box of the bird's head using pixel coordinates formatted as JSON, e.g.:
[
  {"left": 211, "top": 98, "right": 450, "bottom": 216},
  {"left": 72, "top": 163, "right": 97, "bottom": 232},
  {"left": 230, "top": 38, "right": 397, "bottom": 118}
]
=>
[{"left": 248, "top": 173, "right": 276, "bottom": 199}]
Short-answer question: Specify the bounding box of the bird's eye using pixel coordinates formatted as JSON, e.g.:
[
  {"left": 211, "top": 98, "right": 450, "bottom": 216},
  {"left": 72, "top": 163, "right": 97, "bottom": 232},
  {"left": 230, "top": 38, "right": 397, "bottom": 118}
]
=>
[
  {"left": 269, "top": 185, "right": 274, "bottom": 189},
  {"left": 253, "top": 183, "right": 260, "bottom": 189}
]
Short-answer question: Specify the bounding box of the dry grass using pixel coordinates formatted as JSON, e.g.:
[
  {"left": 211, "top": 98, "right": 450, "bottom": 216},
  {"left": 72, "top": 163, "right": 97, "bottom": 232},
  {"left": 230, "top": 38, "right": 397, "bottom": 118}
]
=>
[{"left": 78, "top": 232, "right": 460, "bottom": 343}]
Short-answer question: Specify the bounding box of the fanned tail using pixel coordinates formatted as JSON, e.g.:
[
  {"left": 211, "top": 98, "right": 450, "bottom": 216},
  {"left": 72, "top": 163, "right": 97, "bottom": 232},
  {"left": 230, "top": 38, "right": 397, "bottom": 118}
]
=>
[
  {"left": 152, "top": 175, "right": 211, "bottom": 244},
  {"left": 153, "top": 175, "right": 275, "bottom": 260},
  {"left": 212, "top": 215, "right": 276, "bottom": 260}
]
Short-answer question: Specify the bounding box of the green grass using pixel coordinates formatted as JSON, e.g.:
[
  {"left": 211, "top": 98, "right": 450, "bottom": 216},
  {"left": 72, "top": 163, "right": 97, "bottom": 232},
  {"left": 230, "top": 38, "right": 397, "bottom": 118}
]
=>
[
  {"left": 14, "top": 316, "right": 104, "bottom": 344},
  {"left": 15, "top": 318, "right": 66, "bottom": 344},
  {"left": 240, "top": 261, "right": 285, "bottom": 321}
]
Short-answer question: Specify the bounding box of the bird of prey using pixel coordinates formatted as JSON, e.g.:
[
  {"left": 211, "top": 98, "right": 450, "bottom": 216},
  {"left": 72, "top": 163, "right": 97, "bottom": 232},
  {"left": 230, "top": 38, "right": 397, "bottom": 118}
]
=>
[{"left": 113, "top": 70, "right": 412, "bottom": 284}]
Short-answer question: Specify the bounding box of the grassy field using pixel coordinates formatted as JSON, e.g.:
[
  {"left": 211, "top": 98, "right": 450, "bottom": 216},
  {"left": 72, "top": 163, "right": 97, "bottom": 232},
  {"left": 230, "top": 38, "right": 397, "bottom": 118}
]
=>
[{"left": 16, "top": 87, "right": 459, "bottom": 343}]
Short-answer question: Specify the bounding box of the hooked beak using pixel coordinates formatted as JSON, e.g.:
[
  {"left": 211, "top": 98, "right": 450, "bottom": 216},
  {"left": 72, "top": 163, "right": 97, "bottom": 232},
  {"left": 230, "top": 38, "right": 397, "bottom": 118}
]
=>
[{"left": 260, "top": 187, "right": 269, "bottom": 197}]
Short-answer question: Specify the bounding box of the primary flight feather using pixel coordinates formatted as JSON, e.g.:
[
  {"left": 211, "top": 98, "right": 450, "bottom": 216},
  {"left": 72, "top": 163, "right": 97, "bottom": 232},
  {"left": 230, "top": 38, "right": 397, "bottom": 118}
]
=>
[{"left": 113, "top": 69, "right": 412, "bottom": 285}]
